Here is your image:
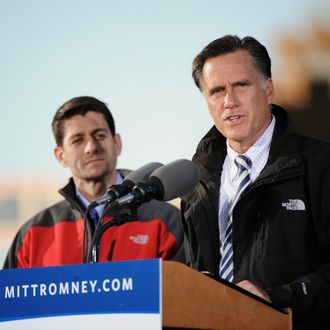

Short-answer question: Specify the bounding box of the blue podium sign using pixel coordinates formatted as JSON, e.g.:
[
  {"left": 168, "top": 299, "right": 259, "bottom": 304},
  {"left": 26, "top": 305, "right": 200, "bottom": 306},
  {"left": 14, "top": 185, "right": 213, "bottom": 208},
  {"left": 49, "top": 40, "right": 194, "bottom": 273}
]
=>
[{"left": 0, "top": 259, "right": 161, "bottom": 329}]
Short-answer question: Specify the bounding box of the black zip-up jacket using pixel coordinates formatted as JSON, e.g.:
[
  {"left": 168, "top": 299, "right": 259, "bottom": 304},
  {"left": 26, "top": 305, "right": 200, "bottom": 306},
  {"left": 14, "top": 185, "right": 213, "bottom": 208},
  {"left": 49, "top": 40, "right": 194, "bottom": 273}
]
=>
[{"left": 181, "top": 105, "right": 330, "bottom": 329}]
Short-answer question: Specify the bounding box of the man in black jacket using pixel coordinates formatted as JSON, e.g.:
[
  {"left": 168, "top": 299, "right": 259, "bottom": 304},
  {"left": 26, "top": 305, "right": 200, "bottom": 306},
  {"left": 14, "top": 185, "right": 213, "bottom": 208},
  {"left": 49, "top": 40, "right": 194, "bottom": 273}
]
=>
[{"left": 181, "top": 35, "right": 330, "bottom": 329}]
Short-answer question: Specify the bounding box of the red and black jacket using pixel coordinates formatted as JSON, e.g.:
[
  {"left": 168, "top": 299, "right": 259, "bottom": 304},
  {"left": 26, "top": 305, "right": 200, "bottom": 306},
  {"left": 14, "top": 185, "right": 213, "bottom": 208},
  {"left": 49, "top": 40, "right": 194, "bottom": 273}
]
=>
[{"left": 3, "top": 172, "right": 184, "bottom": 268}]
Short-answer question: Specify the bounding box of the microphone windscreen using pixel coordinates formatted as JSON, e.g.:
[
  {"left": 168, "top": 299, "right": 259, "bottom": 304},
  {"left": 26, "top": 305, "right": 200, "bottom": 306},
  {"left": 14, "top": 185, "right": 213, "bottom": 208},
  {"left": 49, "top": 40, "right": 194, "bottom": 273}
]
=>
[
  {"left": 123, "top": 162, "right": 164, "bottom": 188},
  {"left": 149, "top": 159, "right": 199, "bottom": 201}
]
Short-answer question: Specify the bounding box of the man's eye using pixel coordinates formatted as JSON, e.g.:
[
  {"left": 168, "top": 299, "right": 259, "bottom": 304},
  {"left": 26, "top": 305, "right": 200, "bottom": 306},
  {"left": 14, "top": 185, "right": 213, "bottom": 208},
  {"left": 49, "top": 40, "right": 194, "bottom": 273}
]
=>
[
  {"left": 210, "top": 88, "right": 224, "bottom": 96},
  {"left": 237, "top": 82, "right": 248, "bottom": 87},
  {"left": 71, "top": 138, "right": 81, "bottom": 144},
  {"left": 95, "top": 133, "right": 106, "bottom": 140}
]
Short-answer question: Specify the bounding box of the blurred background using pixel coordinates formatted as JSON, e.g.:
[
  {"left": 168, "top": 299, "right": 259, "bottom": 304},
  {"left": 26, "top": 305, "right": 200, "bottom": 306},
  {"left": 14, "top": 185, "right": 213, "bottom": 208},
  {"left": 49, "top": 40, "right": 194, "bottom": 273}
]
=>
[{"left": 1, "top": 0, "right": 330, "bottom": 265}]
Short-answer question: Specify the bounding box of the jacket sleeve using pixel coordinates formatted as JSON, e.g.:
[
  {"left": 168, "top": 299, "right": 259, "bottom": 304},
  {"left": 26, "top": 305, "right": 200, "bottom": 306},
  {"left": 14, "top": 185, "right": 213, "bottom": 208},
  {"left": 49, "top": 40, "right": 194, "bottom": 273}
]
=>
[
  {"left": 180, "top": 198, "right": 196, "bottom": 267},
  {"left": 3, "top": 236, "right": 18, "bottom": 268},
  {"left": 3, "top": 220, "right": 30, "bottom": 269},
  {"left": 2, "top": 201, "right": 67, "bottom": 269},
  {"left": 267, "top": 144, "right": 330, "bottom": 322}
]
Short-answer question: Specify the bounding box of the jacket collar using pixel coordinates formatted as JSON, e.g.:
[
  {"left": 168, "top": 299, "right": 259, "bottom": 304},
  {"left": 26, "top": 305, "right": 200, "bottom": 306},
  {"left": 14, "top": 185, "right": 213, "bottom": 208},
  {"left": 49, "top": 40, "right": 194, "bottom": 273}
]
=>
[
  {"left": 193, "top": 104, "right": 303, "bottom": 183},
  {"left": 58, "top": 178, "right": 84, "bottom": 214},
  {"left": 58, "top": 169, "right": 135, "bottom": 217}
]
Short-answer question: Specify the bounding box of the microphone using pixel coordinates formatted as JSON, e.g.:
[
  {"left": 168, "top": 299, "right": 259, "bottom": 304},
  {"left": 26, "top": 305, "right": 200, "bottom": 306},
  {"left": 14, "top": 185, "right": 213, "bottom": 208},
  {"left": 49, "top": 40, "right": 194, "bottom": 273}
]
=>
[
  {"left": 89, "top": 162, "right": 163, "bottom": 207},
  {"left": 108, "top": 159, "right": 199, "bottom": 208}
]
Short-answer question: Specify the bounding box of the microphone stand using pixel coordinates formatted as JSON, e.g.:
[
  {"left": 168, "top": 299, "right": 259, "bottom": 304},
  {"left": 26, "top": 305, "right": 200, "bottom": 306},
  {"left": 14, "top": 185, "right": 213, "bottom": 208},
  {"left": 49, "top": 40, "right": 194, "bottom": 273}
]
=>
[{"left": 86, "top": 205, "right": 138, "bottom": 263}]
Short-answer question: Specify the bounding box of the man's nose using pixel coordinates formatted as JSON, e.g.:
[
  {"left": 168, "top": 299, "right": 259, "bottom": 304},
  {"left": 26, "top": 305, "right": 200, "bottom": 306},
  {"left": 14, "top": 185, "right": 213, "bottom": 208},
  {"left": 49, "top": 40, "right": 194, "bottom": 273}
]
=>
[
  {"left": 84, "top": 138, "right": 98, "bottom": 154},
  {"left": 224, "top": 89, "right": 238, "bottom": 109}
]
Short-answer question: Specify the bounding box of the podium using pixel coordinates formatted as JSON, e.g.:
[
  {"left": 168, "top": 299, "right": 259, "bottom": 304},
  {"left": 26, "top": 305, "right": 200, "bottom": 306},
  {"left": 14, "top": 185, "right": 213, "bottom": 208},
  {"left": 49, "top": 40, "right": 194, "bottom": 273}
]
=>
[
  {"left": 162, "top": 261, "right": 291, "bottom": 330},
  {"left": 0, "top": 260, "right": 291, "bottom": 329}
]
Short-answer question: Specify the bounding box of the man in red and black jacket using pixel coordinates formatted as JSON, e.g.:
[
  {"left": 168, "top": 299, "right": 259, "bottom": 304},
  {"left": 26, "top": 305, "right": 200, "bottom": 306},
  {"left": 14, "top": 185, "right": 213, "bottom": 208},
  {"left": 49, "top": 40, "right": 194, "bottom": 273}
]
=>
[{"left": 4, "top": 96, "right": 184, "bottom": 268}]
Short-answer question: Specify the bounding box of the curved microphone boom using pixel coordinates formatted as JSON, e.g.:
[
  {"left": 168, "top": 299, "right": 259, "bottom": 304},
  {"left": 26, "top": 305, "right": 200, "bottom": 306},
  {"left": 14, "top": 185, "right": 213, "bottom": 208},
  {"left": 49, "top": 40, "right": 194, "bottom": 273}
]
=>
[
  {"left": 88, "top": 159, "right": 199, "bottom": 263},
  {"left": 108, "top": 159, "right": 199, "bottom": 208},
  {"left": 83, "top": 161, "right": 163, "bottom": 263},
  {"left": 89, "top": 162, "right": 163, "bottom": 208}
]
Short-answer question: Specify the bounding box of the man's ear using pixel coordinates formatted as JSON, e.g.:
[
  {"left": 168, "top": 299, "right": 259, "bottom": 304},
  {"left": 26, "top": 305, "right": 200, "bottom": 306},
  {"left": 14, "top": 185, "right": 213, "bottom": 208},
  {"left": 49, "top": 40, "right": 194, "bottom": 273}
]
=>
[
  {"left": 114, "top": 134, "right": 122, "bottom": 157},
  {"left": 266, "top": 78, "right": 274, "bottom": 103},
  {"left": 54, "top": 146, "right": 69, "bottom": 168}
]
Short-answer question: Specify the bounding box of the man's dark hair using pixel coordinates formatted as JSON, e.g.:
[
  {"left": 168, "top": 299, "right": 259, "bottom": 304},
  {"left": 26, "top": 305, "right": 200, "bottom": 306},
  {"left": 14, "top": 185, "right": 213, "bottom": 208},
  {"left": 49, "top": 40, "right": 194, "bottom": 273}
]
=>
[
  {"left": 52, "top": 96, "right": 116, "bottom": 146},
  {"left": 192, "top": 35, "right": 272, "bottom": 91}
]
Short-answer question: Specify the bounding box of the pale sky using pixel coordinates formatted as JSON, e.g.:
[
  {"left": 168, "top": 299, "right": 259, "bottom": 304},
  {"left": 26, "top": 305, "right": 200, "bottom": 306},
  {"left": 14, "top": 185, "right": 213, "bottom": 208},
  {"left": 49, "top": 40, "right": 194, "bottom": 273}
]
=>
[{"left": 1, "top": 0, "right": 329, "bottom": 180}]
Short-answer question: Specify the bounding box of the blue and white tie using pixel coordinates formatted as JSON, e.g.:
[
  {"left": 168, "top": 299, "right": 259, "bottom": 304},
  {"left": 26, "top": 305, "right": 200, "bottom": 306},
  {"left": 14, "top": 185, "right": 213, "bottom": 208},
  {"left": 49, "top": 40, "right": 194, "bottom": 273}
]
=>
[{"left": 219, "top": 155, "right": 251, "bottom": 282}]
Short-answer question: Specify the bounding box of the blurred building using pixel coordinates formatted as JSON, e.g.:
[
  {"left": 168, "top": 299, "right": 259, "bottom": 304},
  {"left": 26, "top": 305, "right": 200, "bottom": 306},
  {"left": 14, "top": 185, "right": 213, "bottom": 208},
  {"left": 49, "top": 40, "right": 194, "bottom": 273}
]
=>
[{"left": 273, "top": 21, "right": 330, "bottom": 141}]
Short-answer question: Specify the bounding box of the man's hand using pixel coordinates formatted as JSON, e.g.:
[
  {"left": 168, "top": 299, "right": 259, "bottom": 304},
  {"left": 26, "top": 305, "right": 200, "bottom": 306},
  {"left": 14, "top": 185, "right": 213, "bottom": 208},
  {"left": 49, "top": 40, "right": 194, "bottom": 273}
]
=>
[{"left": 236, "top": 280, "right": 271, "bottom": 303}]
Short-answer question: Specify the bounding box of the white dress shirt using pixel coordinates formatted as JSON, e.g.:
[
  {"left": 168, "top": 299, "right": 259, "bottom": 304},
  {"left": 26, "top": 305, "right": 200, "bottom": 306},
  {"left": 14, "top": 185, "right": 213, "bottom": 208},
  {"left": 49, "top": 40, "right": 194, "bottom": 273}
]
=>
[{"left": 218, "top": 116, "right": 276, "bottom": 244}]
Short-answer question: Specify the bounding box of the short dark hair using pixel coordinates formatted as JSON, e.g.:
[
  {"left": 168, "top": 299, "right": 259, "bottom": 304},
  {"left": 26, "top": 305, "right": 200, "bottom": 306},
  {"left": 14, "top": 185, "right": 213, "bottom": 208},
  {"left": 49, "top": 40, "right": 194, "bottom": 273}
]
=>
[
  {"left": 52, "top": 96, "right": 116, "bottom": 146},
  {"left": 192, "top": 35, "right": 272, "bottom": 91}
]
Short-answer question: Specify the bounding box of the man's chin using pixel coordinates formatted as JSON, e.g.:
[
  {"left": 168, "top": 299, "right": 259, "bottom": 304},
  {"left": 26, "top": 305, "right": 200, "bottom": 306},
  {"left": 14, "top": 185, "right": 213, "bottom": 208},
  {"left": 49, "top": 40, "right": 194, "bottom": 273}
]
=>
[{"left": 81, "top": 170, "right": 109, "bottom": 182}]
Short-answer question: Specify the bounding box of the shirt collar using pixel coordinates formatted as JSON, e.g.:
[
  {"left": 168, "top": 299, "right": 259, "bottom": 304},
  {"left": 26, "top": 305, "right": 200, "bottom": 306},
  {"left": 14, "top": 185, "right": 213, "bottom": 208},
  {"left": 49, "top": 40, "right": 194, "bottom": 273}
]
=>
[
  {"left": 226, "top": 115, "right": 275, "bottom": 171},
  {"left": 76, "top": 171, "right": 123, "bottom": 217}
]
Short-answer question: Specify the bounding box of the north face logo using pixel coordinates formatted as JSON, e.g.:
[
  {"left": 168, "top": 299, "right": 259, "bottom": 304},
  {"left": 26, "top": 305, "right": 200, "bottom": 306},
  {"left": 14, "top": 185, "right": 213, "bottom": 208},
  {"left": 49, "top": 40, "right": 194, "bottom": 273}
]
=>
[
  {"left": 129, "top": 234, "right": 149, "bottom": 245},
  {"left": 282, "top": 199, "right": 305, "bottom": 211}
]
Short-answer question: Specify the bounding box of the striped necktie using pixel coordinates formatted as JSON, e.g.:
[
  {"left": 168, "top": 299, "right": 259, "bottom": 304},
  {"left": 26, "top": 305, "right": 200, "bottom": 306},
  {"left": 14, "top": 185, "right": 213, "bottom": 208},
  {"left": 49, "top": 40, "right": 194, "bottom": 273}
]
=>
[{"left": 219, "top": 154, "right": 251, "bottom": 282}]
